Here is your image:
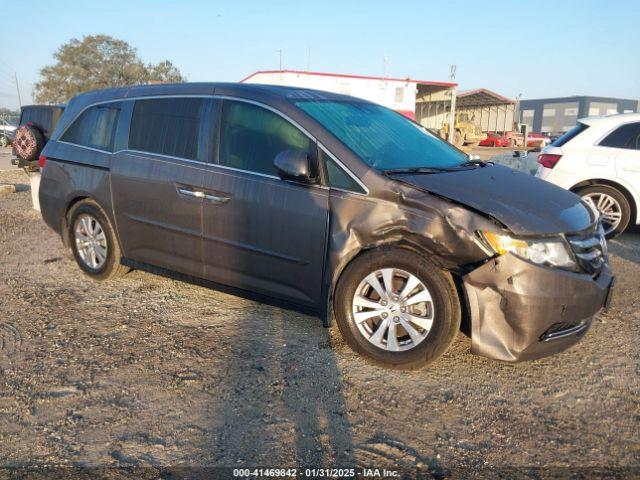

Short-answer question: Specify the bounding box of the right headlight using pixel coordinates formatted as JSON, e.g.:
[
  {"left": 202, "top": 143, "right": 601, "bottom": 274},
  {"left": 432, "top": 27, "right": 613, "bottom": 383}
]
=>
[{"left": 480, "top": 231, "right": 577, "bottom": 271}]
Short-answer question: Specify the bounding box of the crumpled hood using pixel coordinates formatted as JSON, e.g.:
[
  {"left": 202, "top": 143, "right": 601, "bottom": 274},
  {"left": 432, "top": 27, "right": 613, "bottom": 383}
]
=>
[{"left": 396, "top": 164, "right": 593, "bottom": 235}]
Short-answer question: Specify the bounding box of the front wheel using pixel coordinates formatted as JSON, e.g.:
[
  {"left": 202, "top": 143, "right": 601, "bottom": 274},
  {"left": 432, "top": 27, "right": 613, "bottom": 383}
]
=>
[
  {"left": 68, "top": 200, "right": 130, "bottom": 280},
  {"left": 334, "top": 248, "right": 461, "bottom": 369},
  {"left": 577, "top": 185, "right": 631, "bottom": 238}
]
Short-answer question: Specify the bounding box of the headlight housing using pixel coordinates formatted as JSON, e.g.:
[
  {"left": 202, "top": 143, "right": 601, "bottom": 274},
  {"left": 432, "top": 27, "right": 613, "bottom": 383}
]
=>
[{"left": 480, "top": 231, "right": 577, "bottom": 270}]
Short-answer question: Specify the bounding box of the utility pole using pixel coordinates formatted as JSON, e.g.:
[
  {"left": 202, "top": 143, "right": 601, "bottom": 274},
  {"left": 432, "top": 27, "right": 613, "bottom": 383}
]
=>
[
  {"left": 14, "top": 72, "right": 22, "bottom": 108},
  {"left": 448, "top": 65, "right": 457, "bottom": 144},
  {"left": 514, "top": 93, "right": 522, "bottom": 127},
  {"left": 277, "top": 49, "right": 282, "bottom": 71}
]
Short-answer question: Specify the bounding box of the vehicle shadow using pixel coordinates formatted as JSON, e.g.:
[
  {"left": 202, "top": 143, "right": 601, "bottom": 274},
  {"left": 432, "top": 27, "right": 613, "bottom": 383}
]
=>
[
  {"left": 607, "top": 226, "right": 640, "bottom": 266},
  {"left": 204, "top": 306, "right": 355, "bottom": 468}
]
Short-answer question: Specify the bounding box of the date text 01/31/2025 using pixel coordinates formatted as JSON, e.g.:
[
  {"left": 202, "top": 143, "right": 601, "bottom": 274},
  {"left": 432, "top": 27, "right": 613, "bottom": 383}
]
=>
[{"left": 232, "top": 468, "right": 400, "bottom": 478}]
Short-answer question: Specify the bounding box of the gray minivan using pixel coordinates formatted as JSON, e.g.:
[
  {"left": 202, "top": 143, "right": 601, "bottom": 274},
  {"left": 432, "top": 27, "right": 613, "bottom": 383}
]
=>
[{"left": 39, "top": 83, "right": 614, "bottom": 368}]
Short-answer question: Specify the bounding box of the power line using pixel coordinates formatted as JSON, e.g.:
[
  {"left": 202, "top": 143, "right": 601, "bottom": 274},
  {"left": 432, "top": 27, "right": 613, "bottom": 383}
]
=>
[{"left": 14, "top": 73, "right": 21, "bottom": 107}]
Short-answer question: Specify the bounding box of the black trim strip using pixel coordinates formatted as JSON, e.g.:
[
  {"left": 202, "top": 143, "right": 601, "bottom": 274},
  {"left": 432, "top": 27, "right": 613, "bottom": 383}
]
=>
[{"left": 48, "top": 157, "right": 110, "bottom": 171}]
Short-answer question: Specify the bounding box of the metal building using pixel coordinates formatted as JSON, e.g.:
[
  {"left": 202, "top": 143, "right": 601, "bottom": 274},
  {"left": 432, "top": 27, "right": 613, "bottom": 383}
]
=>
[
  {"left": 455, "top": 89, "right": 516, "bottom": 133},
  {"left": 519, "top": 96, "right": 640, "bottom": 134}
]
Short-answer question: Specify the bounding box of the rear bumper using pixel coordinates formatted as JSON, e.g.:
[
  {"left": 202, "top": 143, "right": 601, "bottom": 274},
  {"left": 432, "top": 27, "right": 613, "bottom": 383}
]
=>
[{"left": 463, "top": 253, "right": 613, "bottom": 362}]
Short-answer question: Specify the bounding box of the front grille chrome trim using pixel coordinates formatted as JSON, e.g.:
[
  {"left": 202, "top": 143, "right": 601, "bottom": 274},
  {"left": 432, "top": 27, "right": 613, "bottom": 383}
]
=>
[
  {"left": 569, "top": 237, "right": 600, "bottom": 249},
  {"left": 541, "top": 319, "right": 590, "bottom": 342},
  {"left": 575, "top": 250, "right": 601, "bottom": 261}
]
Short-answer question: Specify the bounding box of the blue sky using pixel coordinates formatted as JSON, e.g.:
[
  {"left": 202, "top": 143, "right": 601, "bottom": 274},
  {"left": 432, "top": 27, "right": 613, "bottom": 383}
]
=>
[{"left": 0, "top": 0, "right": 638, "bottom": 109}]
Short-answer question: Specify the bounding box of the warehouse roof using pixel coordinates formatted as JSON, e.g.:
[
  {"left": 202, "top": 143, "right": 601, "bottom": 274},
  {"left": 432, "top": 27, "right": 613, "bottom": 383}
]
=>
[
  {"left": 240, "top": 70, "right": 457, "bottom": 88},
  {"left": 457, "top": 88, "right": 515, "bottom": 106}
]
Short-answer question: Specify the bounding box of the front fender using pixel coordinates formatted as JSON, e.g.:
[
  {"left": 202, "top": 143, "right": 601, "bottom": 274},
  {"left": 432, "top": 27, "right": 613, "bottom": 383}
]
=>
[{"left": 320, "top": 186, "right": 495, "bottom": 326}]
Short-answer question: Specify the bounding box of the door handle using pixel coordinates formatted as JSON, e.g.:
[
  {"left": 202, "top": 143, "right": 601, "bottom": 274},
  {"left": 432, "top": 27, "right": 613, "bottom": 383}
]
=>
[
  {"left": 178, "top": 187, "right": 205, "bottom": 198},
  {"left": 178, "top": 187, "right": 230, "bottom": 204},
  {"left": 203, "top": 193, "right": 230, "bottom": 204}
]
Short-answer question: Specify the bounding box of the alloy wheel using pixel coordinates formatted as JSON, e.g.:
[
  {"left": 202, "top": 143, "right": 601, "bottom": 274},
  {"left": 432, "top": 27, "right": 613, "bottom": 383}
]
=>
[
  {"left": 74, "top": 214, "right": 108, "bottom": 269},
  {"left": 352, "top": 268, "right": 434, "bottom": 352},
  {"left": 581, "top": 192, "right": 622, "bottom": 236}
]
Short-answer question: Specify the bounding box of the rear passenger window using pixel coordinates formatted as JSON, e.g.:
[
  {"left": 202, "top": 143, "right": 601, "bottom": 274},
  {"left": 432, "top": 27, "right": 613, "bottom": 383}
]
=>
[
  {"left": 61, "top": 103, "right": 120, "bottom": 151},
  {"left": 599, "top": 122, "right": 640, "bottom": 150},
  {"left": 129, "top": 98, "right": 204, "bottom": 160},
  {"left": 219, "top": 100, "right": 310, "bottom": 176}
]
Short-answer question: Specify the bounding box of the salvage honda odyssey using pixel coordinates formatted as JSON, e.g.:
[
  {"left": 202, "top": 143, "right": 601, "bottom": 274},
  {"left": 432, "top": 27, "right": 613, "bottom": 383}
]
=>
[{"left": 38, "top": 83, "right": 614, "bottom": 368}]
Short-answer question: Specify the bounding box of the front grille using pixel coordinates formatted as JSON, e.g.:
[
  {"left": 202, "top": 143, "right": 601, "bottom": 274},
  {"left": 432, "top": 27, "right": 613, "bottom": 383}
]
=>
[{"left": 566, "top": 223, "right": 607, "bottom": 275}]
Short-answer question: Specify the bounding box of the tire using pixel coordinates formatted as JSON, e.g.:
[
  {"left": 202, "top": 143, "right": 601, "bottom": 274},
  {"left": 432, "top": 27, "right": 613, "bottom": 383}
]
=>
[
  {"left": 67, "top": 200, "right": 130, "bottom": 280},
  {"left": 577, "top": 185, "right": 631, "bottom": 239},
  {"left": 453, "top": 131, "right": 463, "bottom": 148},
  {"left": 13, "top": 125, "right": 45, "bottom": 161},
  {"left": 334, "top": 248, "right": 461, "bottom": 369}
]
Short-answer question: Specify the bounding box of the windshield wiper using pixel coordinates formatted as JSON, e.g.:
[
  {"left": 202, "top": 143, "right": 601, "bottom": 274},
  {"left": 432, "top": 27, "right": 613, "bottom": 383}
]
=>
[
  {"left": 457, "top": 159, "right": 491, "bottom": 168},
  {"left": 383, "top": 167, "right": 452, "bottom": 175}
]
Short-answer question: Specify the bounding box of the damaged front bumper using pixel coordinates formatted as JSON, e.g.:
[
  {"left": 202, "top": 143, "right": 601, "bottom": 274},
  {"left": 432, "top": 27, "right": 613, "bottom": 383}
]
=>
[{"left": 463, "top": 253, "right": 613, "bottom": 362}]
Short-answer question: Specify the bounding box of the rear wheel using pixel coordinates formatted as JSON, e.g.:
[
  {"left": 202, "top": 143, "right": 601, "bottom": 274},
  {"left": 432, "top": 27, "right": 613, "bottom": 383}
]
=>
[
  {"left": 334, "top": 248, "right": 461, "bottom": 369},
  {"left": 68, "top": 200, "right": 130, "bottom": 280},
  {"left": 577, "top": 185, "right": 631, "bottom": 238}
]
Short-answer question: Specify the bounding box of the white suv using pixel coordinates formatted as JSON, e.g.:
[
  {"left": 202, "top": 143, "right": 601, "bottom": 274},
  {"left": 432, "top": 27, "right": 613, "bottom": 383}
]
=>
[{"left": 536, "top": 113, "right": 640, "bottom": 237}]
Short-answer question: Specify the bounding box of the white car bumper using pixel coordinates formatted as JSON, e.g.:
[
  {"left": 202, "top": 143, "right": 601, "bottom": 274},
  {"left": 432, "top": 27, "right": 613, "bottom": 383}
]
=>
[{"left": 535, "top": 166, "right": 578, "bottom": 190}]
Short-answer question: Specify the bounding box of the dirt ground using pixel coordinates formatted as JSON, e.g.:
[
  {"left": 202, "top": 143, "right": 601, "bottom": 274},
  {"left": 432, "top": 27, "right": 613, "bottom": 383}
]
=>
[{"left": 0, "top": 166, "right": 638, "bottom": 478}]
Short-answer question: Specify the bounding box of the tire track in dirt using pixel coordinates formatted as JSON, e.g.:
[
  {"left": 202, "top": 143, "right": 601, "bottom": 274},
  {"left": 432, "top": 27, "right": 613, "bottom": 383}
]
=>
[
  {"left": 354, "top": 435, "right": 448, "bottom": 478},
  {"left": 0, "top": 321, "right": 23, "bottom": 355}
]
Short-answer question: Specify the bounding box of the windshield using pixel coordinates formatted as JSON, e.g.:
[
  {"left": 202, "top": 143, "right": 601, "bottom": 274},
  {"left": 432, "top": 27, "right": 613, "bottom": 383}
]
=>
[{"left": 295, "top": 100, "right": 468, "bottom": 171}]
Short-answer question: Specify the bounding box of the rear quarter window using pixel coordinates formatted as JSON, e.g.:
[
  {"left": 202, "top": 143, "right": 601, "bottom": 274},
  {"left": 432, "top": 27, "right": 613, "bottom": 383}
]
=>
[{"left": 61, "top": 103, "right": 121, "bottom": 152}]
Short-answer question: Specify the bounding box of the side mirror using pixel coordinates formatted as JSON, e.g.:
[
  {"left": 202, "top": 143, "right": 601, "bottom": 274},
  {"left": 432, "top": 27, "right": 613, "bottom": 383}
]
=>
[{"left": 273, "top": 150, "right": 312, "bottom": 182}]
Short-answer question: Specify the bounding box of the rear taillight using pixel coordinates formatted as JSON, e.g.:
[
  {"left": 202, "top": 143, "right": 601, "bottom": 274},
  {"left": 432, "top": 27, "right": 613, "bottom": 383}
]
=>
[
  {"left": 537, "top": 154, "right": 562, "bottom": 169},
  {"left": 39, "top": 155, "right": 46, "bottom": 169}
]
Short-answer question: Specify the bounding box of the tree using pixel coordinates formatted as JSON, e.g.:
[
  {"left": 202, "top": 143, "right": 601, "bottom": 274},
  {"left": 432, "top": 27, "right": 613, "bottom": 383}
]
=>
[{"left": 34, "top": 35, "right": 185, "bottom": 104}]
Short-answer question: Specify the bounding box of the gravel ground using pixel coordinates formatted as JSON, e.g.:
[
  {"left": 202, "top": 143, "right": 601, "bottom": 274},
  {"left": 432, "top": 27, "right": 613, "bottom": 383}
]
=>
[{"left": 0, "top": 168, "right": 639, "bottom": 478}]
